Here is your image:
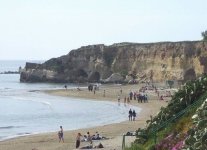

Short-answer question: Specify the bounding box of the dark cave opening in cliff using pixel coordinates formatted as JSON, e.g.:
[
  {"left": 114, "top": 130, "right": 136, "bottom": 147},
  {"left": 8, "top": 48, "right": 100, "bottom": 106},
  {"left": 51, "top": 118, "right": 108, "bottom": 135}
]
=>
[{"left": 89, "top": 71, "right": 100, "bottom": 82}]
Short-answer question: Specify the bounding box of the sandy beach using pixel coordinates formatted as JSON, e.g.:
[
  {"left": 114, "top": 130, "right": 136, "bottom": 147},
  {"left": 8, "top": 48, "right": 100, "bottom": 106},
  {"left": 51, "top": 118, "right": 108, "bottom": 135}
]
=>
[{"left": 0, "top": 84, "right": 171, "bottom": 150}]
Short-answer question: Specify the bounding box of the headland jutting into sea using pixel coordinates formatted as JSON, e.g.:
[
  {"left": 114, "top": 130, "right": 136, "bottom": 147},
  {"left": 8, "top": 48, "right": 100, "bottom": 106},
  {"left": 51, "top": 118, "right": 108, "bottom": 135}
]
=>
[{"left": 1, "top": 40, "right": 207, "bottom": 150}]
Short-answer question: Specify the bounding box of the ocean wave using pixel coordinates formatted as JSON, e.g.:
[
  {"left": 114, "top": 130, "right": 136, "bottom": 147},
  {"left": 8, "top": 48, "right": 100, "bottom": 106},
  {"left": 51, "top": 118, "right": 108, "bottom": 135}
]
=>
[
  {"left": 0, "top": 126, "right": 23, "bottom": 129},
  {"left": 40, "top": 101, "right": 52, "bottom": 107},
  {"left": 28, "top": 90, "right": 40, "bottom": 92},
  {"left": 0, "top": 132, "right": 32, "bottom": 142},
  {"left": 9, "top": 97, "right": 52, "bottom": 107},
  {"left": 17, "top": 132, "right": 31, "bottom": 135}
]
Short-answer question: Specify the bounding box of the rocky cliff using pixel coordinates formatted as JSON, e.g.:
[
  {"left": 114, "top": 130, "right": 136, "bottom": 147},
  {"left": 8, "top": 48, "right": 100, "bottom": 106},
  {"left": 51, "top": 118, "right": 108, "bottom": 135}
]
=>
[{"left": 20, "top": 41, "right": 207, "bottom": 83}]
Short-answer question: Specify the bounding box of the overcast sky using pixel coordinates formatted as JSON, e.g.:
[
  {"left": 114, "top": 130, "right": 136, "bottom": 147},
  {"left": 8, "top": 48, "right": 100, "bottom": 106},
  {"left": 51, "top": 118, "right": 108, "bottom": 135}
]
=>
[{"left": 0, "top": 0, "right": 207, "bottom": 60}]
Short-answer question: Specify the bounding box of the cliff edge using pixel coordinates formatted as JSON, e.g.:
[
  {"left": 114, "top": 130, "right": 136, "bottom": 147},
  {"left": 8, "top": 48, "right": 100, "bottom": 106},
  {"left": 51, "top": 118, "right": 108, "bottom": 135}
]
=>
[{"left": 20, "top": 41, "right": 207, "bottom": 83}]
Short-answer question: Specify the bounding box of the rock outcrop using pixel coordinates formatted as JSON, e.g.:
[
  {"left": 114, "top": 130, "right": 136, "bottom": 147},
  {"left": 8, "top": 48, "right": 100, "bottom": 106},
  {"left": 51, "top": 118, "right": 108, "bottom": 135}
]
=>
[
  {"left": 103, "top": 73, "right": 124, "bottom": 83},
  {"left": 20, "top": 41, "right": 207, "bottom": 83}
]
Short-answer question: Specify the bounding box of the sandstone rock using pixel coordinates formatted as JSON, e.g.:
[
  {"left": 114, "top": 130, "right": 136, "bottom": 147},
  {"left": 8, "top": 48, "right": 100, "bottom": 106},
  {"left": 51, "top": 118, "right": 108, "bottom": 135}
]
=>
[
  {"left": 125, "top": 75, "right": 133, "bottom": 82},
  {"left": 103, "top": 73, "right": 124, "bottom": 83},
  {"left": 20, "top": 41, "right": 207, "bottom": 83},
  {"left": 20, "top": 69, "right": 58, "bottom": 82}
]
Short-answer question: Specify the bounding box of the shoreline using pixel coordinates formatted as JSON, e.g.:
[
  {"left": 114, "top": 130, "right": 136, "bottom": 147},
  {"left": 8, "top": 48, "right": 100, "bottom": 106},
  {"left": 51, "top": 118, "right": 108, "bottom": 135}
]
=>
[
  {"left": 0, "top": 84, "right": 171, "bottom": 150},
  {"left": 0, "top": 102, "right": 140, "bottom": 142}
]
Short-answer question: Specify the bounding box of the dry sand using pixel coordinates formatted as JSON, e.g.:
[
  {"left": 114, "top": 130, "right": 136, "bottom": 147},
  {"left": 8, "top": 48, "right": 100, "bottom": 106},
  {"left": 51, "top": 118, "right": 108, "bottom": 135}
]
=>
[{"left": 0, "top": 84, "right": 171, "bottom": 150}]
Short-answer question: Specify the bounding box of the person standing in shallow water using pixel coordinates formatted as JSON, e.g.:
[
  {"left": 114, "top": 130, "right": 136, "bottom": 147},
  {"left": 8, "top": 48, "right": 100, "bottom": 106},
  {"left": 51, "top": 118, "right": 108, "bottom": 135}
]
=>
[{"left": 58, "top": 126, "right": 64, "bottom": 143}]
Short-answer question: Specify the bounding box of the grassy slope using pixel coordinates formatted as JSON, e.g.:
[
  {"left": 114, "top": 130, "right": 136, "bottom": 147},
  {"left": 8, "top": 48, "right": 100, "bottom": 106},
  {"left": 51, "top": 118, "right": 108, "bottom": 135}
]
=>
[{"left": 125, "top": 76, "right": 207, "bottom": 150}]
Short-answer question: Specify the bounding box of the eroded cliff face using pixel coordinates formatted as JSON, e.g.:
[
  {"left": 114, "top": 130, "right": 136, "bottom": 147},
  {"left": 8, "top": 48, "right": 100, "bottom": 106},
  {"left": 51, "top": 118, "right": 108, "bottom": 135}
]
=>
[{"left": 20, "top": 41, "right": 207, "bottom": 83}]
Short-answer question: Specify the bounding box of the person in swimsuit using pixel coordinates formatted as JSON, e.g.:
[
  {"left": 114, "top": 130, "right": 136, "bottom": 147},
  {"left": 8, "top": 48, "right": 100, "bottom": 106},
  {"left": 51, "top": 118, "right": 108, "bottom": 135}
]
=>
[{"left": 58, "top": 126, "right": 64, "bottom": 143}]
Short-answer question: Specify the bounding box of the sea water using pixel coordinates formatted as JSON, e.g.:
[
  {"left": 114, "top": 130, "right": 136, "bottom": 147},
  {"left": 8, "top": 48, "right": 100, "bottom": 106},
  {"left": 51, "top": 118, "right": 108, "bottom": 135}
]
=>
[{"left": 0, "top": 61, "right": 141, "bottom": 141}]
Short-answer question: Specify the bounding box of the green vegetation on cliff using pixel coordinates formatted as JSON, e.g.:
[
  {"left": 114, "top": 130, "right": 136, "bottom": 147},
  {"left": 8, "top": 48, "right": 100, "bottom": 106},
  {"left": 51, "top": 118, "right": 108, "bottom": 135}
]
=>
[
  {"left": 125, "top": 75, "right": 207, "bottom": 150},
  {"left": 202, "top": 30, "right": 207, "bottom": 41}
]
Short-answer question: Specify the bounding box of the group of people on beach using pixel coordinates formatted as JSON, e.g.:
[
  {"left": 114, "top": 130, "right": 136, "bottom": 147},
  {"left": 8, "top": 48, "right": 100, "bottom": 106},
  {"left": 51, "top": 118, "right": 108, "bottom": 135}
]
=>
[
  {"left": 155, "top": 87, "right": 172, "bottom": 101},
  {"left": 57, "top": 82, "right": 174, "bottom": 149},
  {"left": 128, "top": 91, "right": 148, "bottom": 103},
  {"left": 76, "top": 131, "right": 93, "bottom": 148},
  {"left": 57, "top": 126, "right": 104, "bottom": 149},
  {"left": 76, "top": 131, "right": 105, "bottom": 149},
  {"left": 119, "top": 91, "right": 148, "bottom": 106},
  {"left": 88, "top": 84, "right": 99, "bottom": 95}
]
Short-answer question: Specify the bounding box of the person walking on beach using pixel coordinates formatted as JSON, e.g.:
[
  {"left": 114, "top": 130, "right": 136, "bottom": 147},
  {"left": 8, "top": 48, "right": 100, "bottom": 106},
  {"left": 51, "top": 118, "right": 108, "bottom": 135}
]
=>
[
  {"left": 117, "top": 95, "right": 120, "bottom": 104},
  {"left": 120, "top": 87, "right": 122, "bottom": 94},
  {"left": 157, "top": 91, "right": 160, "bottom": 99},
  {"left": 132, "top": 110, "right": 136, "bottom": 121},
  {"left": 129, "top": 109, "right": 132, "bottom": 121},
  {"left": 127, "top": 97, "right": 130, "bottom": 104},
  {"left": 58, "top": 126, "right": 64, "bottom": 143},
  {"left": 76, "top": 133, "right": 82, "bottom": 148},
  {"left": 145, "top": 93, "right": 148, "bottom": 102},
  {"left": 129, "top": 91, "right": 133, "bottom": 100},
  {"left": 133, "top": 92, "right": 136, "bottom": 100},
  {"left": 124, "top": 96, "right": 127, "bottom": 106}
]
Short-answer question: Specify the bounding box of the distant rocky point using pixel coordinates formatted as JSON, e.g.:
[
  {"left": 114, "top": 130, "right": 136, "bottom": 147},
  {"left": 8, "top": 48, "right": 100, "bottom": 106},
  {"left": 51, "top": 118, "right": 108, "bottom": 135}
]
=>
[
  {"left": 20, "top": 41, "right": 207, "bottom": 83},
  {"left": 0, "top": 71, "right": 20, "bottom": 74},
  {"left": 1, "top": 67, "right": 22, "bottom": 74}
]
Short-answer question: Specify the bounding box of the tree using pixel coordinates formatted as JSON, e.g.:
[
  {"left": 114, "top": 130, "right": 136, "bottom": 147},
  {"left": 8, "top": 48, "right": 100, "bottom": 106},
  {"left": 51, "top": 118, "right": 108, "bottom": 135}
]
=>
[{"left": 201, "top": 30, "right": 207, "bottom": 41}]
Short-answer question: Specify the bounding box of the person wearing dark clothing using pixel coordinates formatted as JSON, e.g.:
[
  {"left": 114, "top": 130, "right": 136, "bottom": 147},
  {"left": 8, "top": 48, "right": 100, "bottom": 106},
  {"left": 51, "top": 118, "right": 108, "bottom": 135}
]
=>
[
  {"left": 132, "top": 110, "right": 136, "bottom": 121},
  {"left": 133, "top": 92, "right": 136, "bottom": 100},
  {"left": 129, "top": 109, "right": 133, "bottom": 121},
  {"left": 129, "top": 92, "right": 133, "bottom": 100},
  {"left": 58, "top": 126, "right": 64, "bottom": 143},
  {"left": 88, "top": 84, "right": 93, "bottom": 92},
  {"left": 76, "top": 133, "right": 81, "bottom": 148}
]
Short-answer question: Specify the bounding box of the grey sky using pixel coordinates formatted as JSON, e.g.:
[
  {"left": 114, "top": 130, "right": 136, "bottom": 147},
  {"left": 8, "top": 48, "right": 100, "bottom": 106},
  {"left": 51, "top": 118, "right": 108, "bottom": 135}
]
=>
[{"left": 0, "top": 0, "right": 207, "bottom": 60}]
